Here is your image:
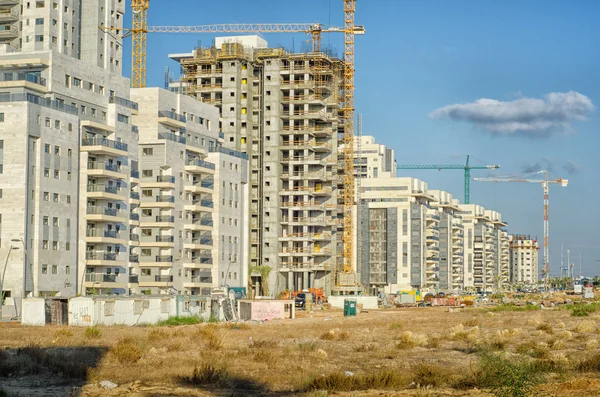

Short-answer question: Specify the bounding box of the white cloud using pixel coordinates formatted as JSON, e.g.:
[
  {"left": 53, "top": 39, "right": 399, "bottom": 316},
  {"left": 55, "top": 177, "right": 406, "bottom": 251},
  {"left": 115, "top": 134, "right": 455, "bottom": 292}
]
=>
[{"left": 429, "top": 91, "right": 594, "bottom": 137}]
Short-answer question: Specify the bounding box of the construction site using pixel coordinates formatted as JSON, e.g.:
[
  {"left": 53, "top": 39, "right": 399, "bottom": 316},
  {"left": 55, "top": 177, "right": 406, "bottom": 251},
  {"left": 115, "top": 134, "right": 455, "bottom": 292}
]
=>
[{"left": 0, "top": 0, "right": 597, "bottom": 395}]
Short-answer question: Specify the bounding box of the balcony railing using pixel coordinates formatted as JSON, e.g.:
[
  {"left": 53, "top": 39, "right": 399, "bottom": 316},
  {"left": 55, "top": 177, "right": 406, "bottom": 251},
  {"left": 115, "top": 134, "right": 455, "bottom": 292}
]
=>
[
  {"left": 87, "top": 161, "right": 121, "bottom": 173},
  {"left": 155, "top": 215, "right": 174, "bottom": 223},
  {"left": 0, "top": 72, "right": 46, "bottom": 86},
  {"left": 0, "top": 92, "right": 77, "bottom": 115},
  {"left": 139, "top": 275, "right": 173, "bottom": 283},
  {"left": 188, "top": 217, "right": 213, "bottom": 226},
  {"left": 86, "top": 252, "right": 118, "bottom": 261},
  {"left": 85, "top": 274, "right": 118, "bottom": 283},
  {"left": 131, "top": 170, "right": 140, "bottom": 178},
  {"left": 158, "top": 132, "right": 186, "bottom": 144},
  {"left": 208, "top": 146, "right": 248, "bottom": 160},
  {"left": 129, "top": 255, "right": 139, "bottom": 263},
  {"left": 186, "top": 159, "right": 216, "bottom": 170},
  {"left": 86, "top": 206, "right": 121, "bottom": 217},
  {"left": 130, "top": 233, "right": 140, "bottom": 241},
  {"left": 155, "top": 195, "right": 175, "bottom": 203},
  {"left": 158, "top": 110, "right": 186, "bottom": 123},
  {"left": 87, "top": 184, "right": 119, "bottom": 194},
  {"left": 130, "top": 213, "right": 140, "bottom": 221},
  {"left": 188, "top": 256, "right": 213, "bottom": 265},
  {"left": 129, "top": 275, "right": 139, "bottom": 283},
  {"left": 187, "top": 238, "right": 213, "bottom": 246},
  {"left": 156, "top": 236, "right": 175, "bottom": 243},
  {"left": 156, "top": 175, "right": 175, "bottom": 183},
  {"left": 86, "top": 229, "right": 122, "bottom": 239},
  {"left": 155, "top": 255, "right": 173, "bottom": 263},
  {"left": 109, "top": 95, "right": 139, "bottom": 111},
  {"left": 82, "top": 137, "right": 128, "bottom": 151},
  {"left": 190, "top": 276, "right": 212, "bottom": 284},
  {"left": 130, "top": 192, "right": 140, "bottom": 200}
]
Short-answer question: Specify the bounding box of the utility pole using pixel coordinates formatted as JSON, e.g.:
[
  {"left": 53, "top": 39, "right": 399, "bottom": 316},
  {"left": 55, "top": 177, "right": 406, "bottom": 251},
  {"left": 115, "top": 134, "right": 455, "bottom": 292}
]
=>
[
  {"left": 578, "top": 249, "right": 582, "bottom": 279},
  {"left": 0, "top": 245, "right": 18, "bottom": 320}
]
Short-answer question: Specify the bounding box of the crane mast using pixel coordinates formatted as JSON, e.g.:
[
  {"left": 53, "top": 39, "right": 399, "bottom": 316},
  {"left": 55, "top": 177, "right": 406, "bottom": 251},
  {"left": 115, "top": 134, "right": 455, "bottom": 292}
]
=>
[
  {"left": 342, "top": 0, "right": 356, "bottom": 276},
  {"left": 131, "top": 0, "right": 149, "bottom": 88},
  {"left": 473, "top": 170, "right": 568, "bottom": 286}
]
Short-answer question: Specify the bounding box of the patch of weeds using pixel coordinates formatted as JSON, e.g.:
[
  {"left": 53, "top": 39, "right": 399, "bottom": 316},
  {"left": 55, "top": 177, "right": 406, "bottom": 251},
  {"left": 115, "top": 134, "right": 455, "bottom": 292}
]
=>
[
  {"left": 577, "top": 353, "right": 600, "bottom": 372},
  {"left": 0, "top": 388, "right": 20, "bottom": 397},
  {"left": 516, "top": 341, "right": 549, "bottom": 359},
  {"left": 396, "top": 331, "right": 427, "bottom": 350},
  {"left": 182, "top": 363, "right": 229, "bottom": 386},
  {"left": 353, "top": 343, "right": 377, "bottom": 352},
  {"left": 536, "top": 322, "right": 554, "bottom": 335},
  {"left": 411, "top": 363, "right": 451, "bottom": 387},
  {"left": 490, "top": 304, "right": 540, "bottom": 312},
  {"left": 85, "top": 325, "right": 101, "bottom": 339},
  {"left": 389, "top": 322, "right": 403, "bottom": 330},
  {"left": 110, "top": 337, "right": 143, "bottom": 364},
  {"left": 476, "top": 352, "right": 546, "bottom": 397},
  {"left": 253, "top": 349, "right": 273, "bottom": 362},
  {"left": 426, "top": 336, "right": 441, "bottom": 349},
  {"left": 337, "top": 331, "right": 350, "bottom": 341},
  {"left": 320, "top": 330, "right": 337, "bottom": 341},
  {"left": 222, "top": 322, "right": 251, "bottom": 330},
  {"left": 250, "top": 339, "right": 278, "bottom": 349},
  {"left": 566, "top": 302, "right": 600, "bottom": 317},
  {"left": 53, "top": 328, "right": 73, "bottom": 339},
  {"left": 413, "top": 384, "right": 435, "bottom": 397},
  {"left": 157, "top": 316, "right": 203, "bottom": 326},
  {"left": 205, "top": 332, "right": 224, "bottom": 350},
  {"left": 147, "top": 328, "right": 169, "bottom": 342},
  {"left": 304, "top": 371, "right": 409, "bottom": 392},
  {"left": 298, "top": 341, "right": 319, "bottom": 353},
  {"left": 463, "top": 317, "right": 480, "bottom": 327},
  {"left": 574, "top": 319, "right": 597, "bottom": 333},
  {"left": 166, "top": 342, "right": 183, "bottom": 352}
]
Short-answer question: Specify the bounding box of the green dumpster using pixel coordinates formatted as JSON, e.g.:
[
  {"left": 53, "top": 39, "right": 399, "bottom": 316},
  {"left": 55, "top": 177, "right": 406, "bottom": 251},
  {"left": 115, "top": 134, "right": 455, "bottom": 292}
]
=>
[{"left": 344, "top": 299, "right": 357, "bottom": 317}]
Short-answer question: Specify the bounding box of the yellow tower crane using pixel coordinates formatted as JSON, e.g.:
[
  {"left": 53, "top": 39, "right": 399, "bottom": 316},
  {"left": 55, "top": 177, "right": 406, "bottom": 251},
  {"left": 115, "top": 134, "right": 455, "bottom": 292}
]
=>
[
  {"left": 105, "top": 0, "right": 361, "bottom": 288},
  {"left": 474, "top": 170, "right": 568, "bottom": 286}
]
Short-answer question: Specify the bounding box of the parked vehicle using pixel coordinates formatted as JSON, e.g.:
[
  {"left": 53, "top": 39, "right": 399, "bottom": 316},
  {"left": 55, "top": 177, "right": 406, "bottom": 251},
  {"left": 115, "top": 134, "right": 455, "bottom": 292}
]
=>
[{"left": 295, "top": 293, "right": 316, "bottom": 309}]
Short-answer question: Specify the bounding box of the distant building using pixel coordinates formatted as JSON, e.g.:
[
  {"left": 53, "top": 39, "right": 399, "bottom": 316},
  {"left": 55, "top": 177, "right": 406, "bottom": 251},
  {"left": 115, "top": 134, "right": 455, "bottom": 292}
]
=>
[
  {"left": 354, "top": 135, "right": 396, "bottom": 179},
  {"left": 509, "top": 235, "right": 539, "bottom": 284}
]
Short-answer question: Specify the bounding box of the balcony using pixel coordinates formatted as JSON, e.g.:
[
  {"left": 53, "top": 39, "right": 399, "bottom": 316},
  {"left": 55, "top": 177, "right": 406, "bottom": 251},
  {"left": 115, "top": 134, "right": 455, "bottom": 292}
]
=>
[
  {"left": 129, "top": 255, "right": 139, "bottom": 263},
  {"left": 186, "top": 199, "right": 214, "bottom": 212},
  {"left": 185, "top": 179, "right": 214, "bottom": 193},
  {"left": 185, "top": 158, "right": 216, "bottom": 174},
  {"left": 158, "top": 132, "right": 186, "bottom": 144},
  {"left": 139, "top": 275, "right": 174, "bottom": 287},
  {"left": 131, "top": 170, "right": 140, "bottom": 179},
  {"left": 158, "top": 110, "right": 186, "bottom": 128},
  {"left": 86, "top": 206, "right": 127, "bottom": 221},
  {"left": 184, "top": 276, "right": 213, "bottom": 287},
  {"left": 184, "top": 217, "right": 213, "bottom": 231},
  {"left": 87, "top": 161, "right": 125, "bottom": 177},
  {"left": 183, "top": 256, "right": 213, "bottom": 268},
  {"left": 86, "top": 184, "right": 123, "bottom": 200},
  {"left": 130, "top": 192, "right": 140, "bottom": 201},
  {"left": 84, "top": 273, "right": 127, "bottom": 288},
  {"left": 184, "top": 237, "right": 213, "bottom": 249},
  {"left": 109, "top": 95, "right": 139, "bottom": 111},
  {"left": 130, "top": 213, "right": 140, "bottom": 221},
  {"left": 128, "top": 275, "right": 139, "bottom": 283},
  {"left": 81, "top": 137, "right": 128, "bottom": 155},
  {"left": 0, "top": 24, "right": 18, "bottom": 39},
  {"left": 86, "top": 228, "right": 126, "bottom": 243},
  {"left": 0, "top": 71, "right": 46, "bottom": 87},
  {"left": 141, "top": 195, "right": 175, "bottom": 209}
]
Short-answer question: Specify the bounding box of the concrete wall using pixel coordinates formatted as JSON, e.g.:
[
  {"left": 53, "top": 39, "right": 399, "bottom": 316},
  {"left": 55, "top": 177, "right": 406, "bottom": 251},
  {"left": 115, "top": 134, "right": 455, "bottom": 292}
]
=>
[
  {"left": 328, "top": 296, "right": 378, "bottom": 310},
  {"left": 238, "top": 299, "right": 294, "bottom": 321}
]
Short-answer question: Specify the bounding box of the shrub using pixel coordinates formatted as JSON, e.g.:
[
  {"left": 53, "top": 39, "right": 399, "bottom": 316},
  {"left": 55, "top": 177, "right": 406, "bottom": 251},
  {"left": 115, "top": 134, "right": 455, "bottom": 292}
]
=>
[
  {"left": 54, "top": 328, "right": 73, "bottom": 339},
  {"left": 205, "top": 332, "right": 224, "bottom": 350},
  {"left": 183, "top": 363, "right": 229, "bottom": 386},
  {"left": 411, "top": 363, "right": 450, "bottom": 387},
  {"left": 147, "top": 328, "right": 169, "bottom": 342},
  {"left": 396, "top": 331, "right": 427, "bottom": 349},
  {"left": 250, "top": 339, "right": 278, "bottom": 349},
  {"left": 566, "top": 302, "right": 600, "bottom": 317},
  {"left": 321, "top": 330, "right": 337, "bottom": 341},
  {"left": 111, "top": 338, "right": 143, "bottom": 364},
  {"left": 574, "top": 320, "right": 597, "bottom": 333},
  {"left": 536, "top": 322, "right": 553, "bottom": 335},
  {"left": 389, "top": 322, "right": 403, "bottom": 330},
  {"left": 353, "top": 343, "right": 377, "bottom": 352},
  {"left": 298, "top": 341, "right": 319, "bottom": 353},
  {"left": 156, "top": 316, "right": 203, "bottom": 326},
  {"left": 577, "top": 353, "right": 600, "bottom": 372},
  {"left": 85, "top": 326, "right": 101, "bottom": 339},
  {"left": 476, "top": 352, "right": 545, "bottom": 397},
  {"left": 463, "top": 317, "right": 480, "bottom": 327},
  {"left": 305, "top": 371, "right": 408, "bottom": 392}
]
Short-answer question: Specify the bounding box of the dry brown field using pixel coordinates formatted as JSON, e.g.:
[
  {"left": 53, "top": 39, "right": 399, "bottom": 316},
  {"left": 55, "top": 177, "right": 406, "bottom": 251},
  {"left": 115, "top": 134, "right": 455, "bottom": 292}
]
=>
[{"left": 2, "top": 304, "right": 600, "bottom": 397}]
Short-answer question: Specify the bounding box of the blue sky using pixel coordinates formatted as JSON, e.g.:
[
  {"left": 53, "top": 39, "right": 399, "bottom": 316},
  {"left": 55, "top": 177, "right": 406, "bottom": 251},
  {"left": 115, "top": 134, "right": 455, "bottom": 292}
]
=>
[{"left": 123, "top": 0, "right": 600, "bottom": 276}]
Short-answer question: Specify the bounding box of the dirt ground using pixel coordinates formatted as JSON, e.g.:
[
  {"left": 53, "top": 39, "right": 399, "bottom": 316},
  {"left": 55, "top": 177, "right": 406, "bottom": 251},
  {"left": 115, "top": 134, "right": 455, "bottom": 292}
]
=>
[{"left": 1, "top": 305, "right": 600, "bottom": 397}]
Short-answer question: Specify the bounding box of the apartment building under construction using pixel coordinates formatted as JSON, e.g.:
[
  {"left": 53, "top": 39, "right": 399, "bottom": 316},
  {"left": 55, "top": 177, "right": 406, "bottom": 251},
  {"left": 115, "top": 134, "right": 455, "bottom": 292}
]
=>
[{"left": 170, "top": 36, "right": 344, "bottom": 295}]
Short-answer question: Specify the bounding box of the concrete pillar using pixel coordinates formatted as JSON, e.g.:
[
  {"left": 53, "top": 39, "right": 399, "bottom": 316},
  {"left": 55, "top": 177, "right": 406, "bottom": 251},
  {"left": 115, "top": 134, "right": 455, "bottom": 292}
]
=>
[
  {"left": 309, "top": 271, "right": 315, "bottom": 289},
  {"left": 303, "top": 271, "right": 309, "bottom": 290},
  {"left": 287, "top": 271, "right": 293, "bottom": 291}
]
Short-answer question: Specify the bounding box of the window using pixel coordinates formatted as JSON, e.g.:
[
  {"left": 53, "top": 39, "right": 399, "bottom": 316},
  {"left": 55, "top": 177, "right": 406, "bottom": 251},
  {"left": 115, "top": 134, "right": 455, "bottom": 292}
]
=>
[
  {"left": 66, "top": 195, "right": 71, "bottom": 204},
  {"left": 42, "top": 240, "right": 48, "bottom": 249},
  {"left": 142, "top": 209, "right": 152, "bottom": 217},
  {"left": 52, "top": 241, "right": 58, "bottom": 250},
  {"left": 35, "top": 35, "right": 44, "bottom": 42},
  {"left": 141, "top": 229, "right": 152, "bottom": 237},
  {"left": 73, "top": 77, "right": 81, "bottom": 87},
  {"left": 52, "top": 19, "right": 57, "bottom": 26},
  {"left": 117, "top": 113, "right": 129, "bottom": 124},
  {"left": 54, "top": 146, "right": 60, "bottom": 155},
  {"left": 80, "top": 105, "right": 86, "bottom": 114},
  {"left": 43, "top": 216, "right": 48, "bottom": 225},
  {"left": 52, "top": 217, "right": 58, "bottom": 226},
  {"left": 44, "top": 145, "right": 49, "bottom": 154},
  {"left": 53, "top": 193, "right": 59, "bottom": 202},
  {"left": 142, "top": 148, "right": 153, "bottom": 156},
  {"left": 44, "top": 168, "right": 49, "bottom": 177},
  {"left": 65, "top": 266, "right": 70, "bottom": 274},
  {"left": 142, "top": 189, "right": 152, "bottom": 197},
  {"left": 54, "top": 170, "right": 59, "bottom": 179},
  {"left": 66, "top": 242, "right": 70, "bottom": 251},
  {"left": 142, "top": 170, "right": 153, "bottom": 177},
  {"left": 104, "top": 301, "right": 115, "bottom": 316},
  {"left": 45, "top": 118, "right": 50, "bottom": 127},
  {"left": 42, "top": 264, "right": 48, "bottom": 274},
  {"left": 43, "top": 191, "right": 49, "bottom": 201},
  {"left": 141, "top": 248, "right": 151, "bottom": 256},
  {"left": 91, "top": 108, "right": 96, "bottom": 117},
  {"left": 0, "top": 113, "right": 4, "bottom": 122},
  {"left": 35, "top": 18, "right": 44, "bottom": 25}
]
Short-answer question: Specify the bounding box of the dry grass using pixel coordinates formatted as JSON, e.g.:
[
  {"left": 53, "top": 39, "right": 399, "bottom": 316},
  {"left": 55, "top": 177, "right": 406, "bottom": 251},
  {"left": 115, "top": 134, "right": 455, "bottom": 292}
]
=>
[
  {"left": 537, "top": 322, "right": 554, "bottom": 334},
  {"left": 574, "top": 320, "right": 597, "bottom": 333},
  {"left": 84, "top": 325, "right": 101, "bottom": 339},
  {"left": 1, "top": 305, "right": 597, "bottom": 396}
]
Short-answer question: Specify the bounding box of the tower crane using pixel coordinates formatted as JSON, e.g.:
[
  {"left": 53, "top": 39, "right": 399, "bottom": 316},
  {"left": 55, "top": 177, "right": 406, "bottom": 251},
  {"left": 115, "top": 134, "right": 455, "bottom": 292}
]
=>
[
  {"left": 106, "top": 0, "right": 361, "bottom": 286},
  {"left": 473, "top": 170, "right": 568, "bottom": 286},
  {"left": 396, "top": 155, "right": 500, "bottom": 204}
]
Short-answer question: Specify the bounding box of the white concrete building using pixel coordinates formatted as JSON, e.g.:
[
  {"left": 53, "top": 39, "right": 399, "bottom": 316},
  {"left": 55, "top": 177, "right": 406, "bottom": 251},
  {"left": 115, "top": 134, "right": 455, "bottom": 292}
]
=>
[
  {"left": 509, "top": 235, "right": 539, "bottom": 284},
  {"left": 354, "top": 135, "right": 396, "bottom": 179},
  {"left": 357, "top": 177, "right": 440, "bottom": 294}
]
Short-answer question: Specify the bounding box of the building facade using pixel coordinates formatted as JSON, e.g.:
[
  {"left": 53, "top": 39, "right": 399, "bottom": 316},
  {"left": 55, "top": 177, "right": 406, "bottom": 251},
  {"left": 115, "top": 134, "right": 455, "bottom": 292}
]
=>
[
  {"left": 354, "top": 135, "right": 396, "bottom": 180},
  {"left": 171, "top": 36, "right": 344, "bottom": 295},
  {"left": 509, "top": 235, "right": 539, "bottom": 284}
]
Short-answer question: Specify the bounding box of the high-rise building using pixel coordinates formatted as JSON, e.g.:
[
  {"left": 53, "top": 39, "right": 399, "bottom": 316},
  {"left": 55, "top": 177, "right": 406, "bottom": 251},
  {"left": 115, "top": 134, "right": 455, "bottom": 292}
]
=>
[
  {"left": 354, "top": 135, "right": 396, "bottom": 179},
  {"left": 509, "top": 235, "right": 539, "bottom": 284},
  {"left": 170, "top": 36, "right": 344, "bottom": 295}
]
